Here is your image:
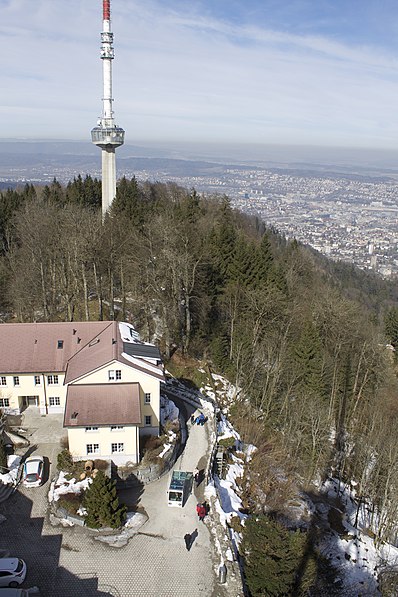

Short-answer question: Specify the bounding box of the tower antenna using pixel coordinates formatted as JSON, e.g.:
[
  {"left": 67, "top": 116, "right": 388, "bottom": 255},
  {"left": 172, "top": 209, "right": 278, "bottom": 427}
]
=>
[{"left": 91, "top": 0, "right": 125, "bottom": 216}]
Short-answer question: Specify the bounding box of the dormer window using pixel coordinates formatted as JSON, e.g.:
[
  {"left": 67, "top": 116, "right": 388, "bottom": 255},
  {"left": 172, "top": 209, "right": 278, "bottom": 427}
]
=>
[{"left": 57, "top": 340, "right": 64, "bottom": 349}]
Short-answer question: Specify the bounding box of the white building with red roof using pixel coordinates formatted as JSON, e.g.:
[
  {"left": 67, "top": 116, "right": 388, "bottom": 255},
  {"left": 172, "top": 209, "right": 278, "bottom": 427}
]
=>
[{"left": 0, "top": 321, "right": 164, "bottom": 465}]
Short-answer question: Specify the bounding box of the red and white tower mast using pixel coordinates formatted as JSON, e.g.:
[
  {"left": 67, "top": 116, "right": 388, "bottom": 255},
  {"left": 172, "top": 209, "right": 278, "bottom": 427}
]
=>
[{"left": 91, "top": 0, "right": 125, "bottom": 216}]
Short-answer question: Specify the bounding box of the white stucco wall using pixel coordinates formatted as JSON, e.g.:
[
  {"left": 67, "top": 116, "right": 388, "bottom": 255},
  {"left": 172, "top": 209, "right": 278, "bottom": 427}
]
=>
[
  {"left": 0, "top": 372, "right": 66, "bottom": 415},
  {"left": 71, "top": 361, "right": 161, "bottom": 432},
  {"left": 67, "top": 425, "right": 139, "bottom": 465}
]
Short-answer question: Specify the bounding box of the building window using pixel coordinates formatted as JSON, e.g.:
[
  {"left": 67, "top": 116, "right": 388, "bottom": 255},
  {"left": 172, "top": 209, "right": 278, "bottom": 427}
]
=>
[
  {"left": 145, "top": 415, "right": 152, "bottom": 426},
  {"left": 111, "top": 425, "right": 124, "bottom": 431},
  {"left": 34, "top": 375, "right": 41, "bottom": 386},
  {"left": 57, "top": 340, "right": 64, "bottom": 349},
  {"left": 0, "top": 398, "right": 10, "bottom": 407},
  {"left": 0, "top": 377, "right": 6, "bottom": 386},
  {"left": 144, "top": 393, "right": 151, "bottom": 404},
  {"left": 86, "top": 444, "right": 100, "bottom": 455},
  {"left": 85, "top": 426, "right": 99, "bottom": 432},
  {"left": 108, "top": 369, "right": 122, "bottom": 381},
  {"left": 47, "top": 375, "right": 59, "bottom": 385},
  {"left": 111, "top": 443, "right": 124, "bottom": 453},
  {"left": 49, "top": 397, "right": 60, "bottom": 406},
  {"left": 13, "top": 376, "right": 20, "bottom": 387}
]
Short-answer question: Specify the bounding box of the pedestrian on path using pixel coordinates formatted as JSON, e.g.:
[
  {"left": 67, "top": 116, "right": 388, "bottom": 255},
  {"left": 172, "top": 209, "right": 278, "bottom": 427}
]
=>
[
  {"left": 193, "top": 467, "right": 199, "bottom": 486},
  {"left": 196, "top": 503, "right": 206, "bottom": 522},
  {"left": 196, "top": 413, "right": 206, "bottom": 426},
  {"left": 184, "top": 533, "right": 191, "bottom": 550},
  {"left": 184, "top": 529, "right": 198, "bottom": 551}
]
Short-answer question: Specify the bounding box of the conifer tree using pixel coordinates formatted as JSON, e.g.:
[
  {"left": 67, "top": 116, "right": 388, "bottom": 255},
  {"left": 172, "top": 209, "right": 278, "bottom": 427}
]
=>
[
  {"left": 384, "top": 307, "right": 398, "bottom": 348},
  {"left": 42, "top": 178, "right": 65, "bottom": 206},
  {"left": 293, "top": 323, "right": 327, "bottom": 399},
  {"left": 83, "top": 470, "right": 126, "bottom": 529},
  {"left": 254, "top": 231, "right": 274, "bottom": 284},
  {"left": 241, "top": 515, "right": 317, "bottom": 596},
  {"left": 113, "top": 176, "right": 142, "bottom": 223}
]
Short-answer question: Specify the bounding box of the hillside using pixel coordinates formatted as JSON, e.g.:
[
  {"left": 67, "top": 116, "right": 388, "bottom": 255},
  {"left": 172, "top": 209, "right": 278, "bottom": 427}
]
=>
[{"left": 0, "top": 176, "right": 398, "bottom": 594}]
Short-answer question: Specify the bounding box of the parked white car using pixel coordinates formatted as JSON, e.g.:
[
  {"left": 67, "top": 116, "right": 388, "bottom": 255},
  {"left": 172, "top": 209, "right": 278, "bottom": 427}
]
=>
[
  {"left": 22, "top": 456, "right": 44, "bottom": 487},
  {"left": 0, "top": 558, "right": 27, "bottom": 588}
]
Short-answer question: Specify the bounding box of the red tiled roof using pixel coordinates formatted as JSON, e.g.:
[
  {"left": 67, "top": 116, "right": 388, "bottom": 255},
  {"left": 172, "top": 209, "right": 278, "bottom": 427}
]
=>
[
  {"left": 0, "top": 321, "right": 112, "bottom": 374},
  {"left": 65, "top": 321, "right": 165, "bottom": 383},
  {"left": 0, "top": 320, "right": 164, "bottom": 383},
  {"left": 64, "top": 321, "right": 118, "bottom": 383},
  {"left": 64, "top": 383, "right": 141, "bottom": 427}
]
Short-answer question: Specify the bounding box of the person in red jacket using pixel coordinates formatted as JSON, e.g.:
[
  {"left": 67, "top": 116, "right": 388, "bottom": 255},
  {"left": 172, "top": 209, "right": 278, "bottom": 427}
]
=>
[{"left": 196, "top": 503, "right": 206, "bottom": 522}]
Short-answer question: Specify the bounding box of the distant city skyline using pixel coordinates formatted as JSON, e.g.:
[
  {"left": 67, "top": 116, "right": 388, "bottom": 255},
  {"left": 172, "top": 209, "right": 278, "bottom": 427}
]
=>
[{"left": 2, "top": 0, "right": 398, "bottom": 149}]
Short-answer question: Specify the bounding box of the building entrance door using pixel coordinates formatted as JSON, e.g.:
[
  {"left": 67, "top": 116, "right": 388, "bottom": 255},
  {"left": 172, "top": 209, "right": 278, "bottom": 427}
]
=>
[{"left": 23, "top": 396, "right": 39, "bottom": 407}]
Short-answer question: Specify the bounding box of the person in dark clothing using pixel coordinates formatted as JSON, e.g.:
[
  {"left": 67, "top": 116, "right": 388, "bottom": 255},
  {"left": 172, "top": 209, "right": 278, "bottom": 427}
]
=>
[
  {"left": 197, "top": 413, "right": 205, "bottom": 426},
  {"left": 184, "top": 528, "right": 198, "bottom": 551}
]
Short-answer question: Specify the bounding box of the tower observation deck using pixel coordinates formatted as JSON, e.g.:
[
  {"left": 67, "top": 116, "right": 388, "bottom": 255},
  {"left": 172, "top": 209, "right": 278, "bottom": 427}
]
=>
[{"left": 91, "top": 0, "right": 125, "bottom": 215}]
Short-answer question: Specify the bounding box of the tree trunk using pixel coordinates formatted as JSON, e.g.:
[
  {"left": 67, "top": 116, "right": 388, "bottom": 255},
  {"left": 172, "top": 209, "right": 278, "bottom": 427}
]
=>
[
  {"left": 82, "top": 263, "right": 90, "bottom": 321},
  {"left": 109, "top": 266, "right": 115, "bottom": 321},
  {"left": 93, "top": 262, "right": 103, "bottom": 321},
  {"left": 40, "top": 260, "right": 49, "bottom": 320}
]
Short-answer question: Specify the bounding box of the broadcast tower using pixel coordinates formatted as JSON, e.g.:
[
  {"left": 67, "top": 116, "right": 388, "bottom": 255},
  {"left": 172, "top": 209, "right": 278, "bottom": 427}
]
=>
[{"left": 91, "top": 0, "right": 125, "bottom": 216}]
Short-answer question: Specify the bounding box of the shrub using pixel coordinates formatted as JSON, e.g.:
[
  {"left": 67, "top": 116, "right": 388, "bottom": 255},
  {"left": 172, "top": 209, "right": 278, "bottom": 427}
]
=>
[
  {"left": 218, "top": 436, "right": 235, "bottom": 449},
  {"left": 142, "top": 450, "right": 163, "bottom": 466},
  {"left": 94, "top": 459, "right": 108, "bottom": 471},
  {"left": 163, "top": 419, "right": 180, "bottom": 434},
  {"left": 83, "top": 470, "right": 126, "bottom": 529},
  {"left": 57, "top": 493, "right": 82, "bottom": 515},
  {"left": 228, "top": 515, "right": 243, "bottom": 533},
  {"left": 57, "top": 449, "right": 74, "bottom": 472},
  {"left": 141, "top": 434, "right": 163, "bottom": 452}
]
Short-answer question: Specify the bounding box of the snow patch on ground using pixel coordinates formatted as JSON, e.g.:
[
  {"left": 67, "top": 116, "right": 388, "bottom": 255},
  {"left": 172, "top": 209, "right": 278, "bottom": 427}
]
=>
[
  {"left": 316, "top": 478, "right": 398, "bottom": 595},
  {"left": 217, "top": 412, "right": 240, "bottom": 444},
  {"left": 158, "top": 430, "right": 177, "bottom": 458},
  {"left": 48, "top": 470, "right": 92, "bottom": 503},
  {"left": 0, "top": 455, "right": 21, "bottom": 485}
]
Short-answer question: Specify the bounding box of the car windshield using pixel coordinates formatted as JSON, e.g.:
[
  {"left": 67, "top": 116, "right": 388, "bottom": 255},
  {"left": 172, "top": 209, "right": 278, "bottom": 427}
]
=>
[
  {"left": 16, "top": 559, "right": 24, "bottom": 573},
  {"left": 25, "top": 473, "right": 38, "bottom": 482}
]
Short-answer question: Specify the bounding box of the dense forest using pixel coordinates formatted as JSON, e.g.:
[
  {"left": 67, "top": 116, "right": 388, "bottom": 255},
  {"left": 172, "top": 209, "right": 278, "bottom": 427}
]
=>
[{"left": 1, "top": 175, "right": 398, "bottom": 593}]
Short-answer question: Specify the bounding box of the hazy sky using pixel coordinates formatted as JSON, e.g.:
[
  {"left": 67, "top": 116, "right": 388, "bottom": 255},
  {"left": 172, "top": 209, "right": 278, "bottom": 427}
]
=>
[{"left": 2, "top": 0, "right": 398, "bottom": 148}]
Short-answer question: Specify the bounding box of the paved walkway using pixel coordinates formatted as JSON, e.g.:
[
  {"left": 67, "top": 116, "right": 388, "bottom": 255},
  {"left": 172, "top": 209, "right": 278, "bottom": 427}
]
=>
[{"left": 0, "top": 407, "right": 232, "bottom": 596}]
